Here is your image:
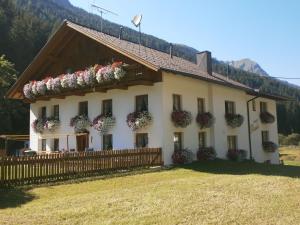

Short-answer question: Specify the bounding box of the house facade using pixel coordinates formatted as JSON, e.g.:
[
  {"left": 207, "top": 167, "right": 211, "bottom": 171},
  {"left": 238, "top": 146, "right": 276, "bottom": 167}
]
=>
[{"left": 7, "top": 20, "right": 283, "bottom": 164}]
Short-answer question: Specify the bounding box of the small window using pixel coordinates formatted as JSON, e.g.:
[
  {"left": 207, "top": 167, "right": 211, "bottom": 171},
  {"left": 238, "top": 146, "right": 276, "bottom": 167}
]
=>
[
  {"left": 225, "top": 101, "right": 235, "bottom": 114},
  {"left": 53, "top": 105, "right": 59, "bottom": 119},
  {"left": 102, "top": 99, "right": 112, "bottom": 115},
  {"left": 252, "top": 100, "right": 256, "bottom": 111},
  {"left": 260, "top": 102, "right": 267, "bottom": 113},
  {"left": 136, "top": 133, "right": 148, "bottom": 148},
  {"left": 198, "top": 98, "right": 205, "bottom": 113},
  {"left": 199, "top": 132, "right": 206, "bottom": 148},
  {"left": 261, "top": 131, "right": 269, "bottom": 143},
  {"left": 136, "top": 95, "right": 148, "bottom": 112},
  {"left": 227, "top": 136, "right": 237, "bottom": 150},
  {"left": 41, "top": 106, "right": 47, "bottom": 119},
  {"left": 173, "top": 94, "right": 181, "bottom": 111},
  {"left": 53, "top": 139, "right": 59, "bottom": 151},
  {"left": 174, "top": 132, "right": 183, "bottom": 151},
  {"left": 41, "top": 139, "right": 47, "bottom": 151},
  {"left": 103, "top": 134, "right": 113, "bottom": 150},
  {"left": 79, "top": 101, "right": 88, "bottom": 116}
]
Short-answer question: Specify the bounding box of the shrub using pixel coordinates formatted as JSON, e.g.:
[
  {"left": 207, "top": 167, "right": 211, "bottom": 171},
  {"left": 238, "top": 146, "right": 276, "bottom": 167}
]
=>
[
  {"left": 260, "top": 111, "right": 275, "bottom": 123},
  {"left": 172, "top": 148, "right": 193, "bottom": 164},
  {"left": 227, "top": 149, "right": 247, "bottom": 161},
  {"left": 225, "top": 114, "right": 244, "bottom": 128},
  {"left": 171, "top": 110, "right": 192, "bottom": 128},
  {"left": 197, "top": 147, "right": 216, "bottom": 160},
  {"left": 196, "top": 112, "right": 215, "bottom": 129},
  {"left": 262, "top": 141, "right": 278, "bottom": 152}
]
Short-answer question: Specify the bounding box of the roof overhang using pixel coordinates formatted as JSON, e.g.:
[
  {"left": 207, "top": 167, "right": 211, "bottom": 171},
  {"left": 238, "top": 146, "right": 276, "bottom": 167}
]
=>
[{"left": 246, "top": 90, "right": 293, "bottom": 101}]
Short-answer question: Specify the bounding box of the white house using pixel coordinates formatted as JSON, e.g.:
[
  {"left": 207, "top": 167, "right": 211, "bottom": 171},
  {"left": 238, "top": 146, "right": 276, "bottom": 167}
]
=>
[{"left": 7, "top": 20, "right": 286, "bottom": 164}]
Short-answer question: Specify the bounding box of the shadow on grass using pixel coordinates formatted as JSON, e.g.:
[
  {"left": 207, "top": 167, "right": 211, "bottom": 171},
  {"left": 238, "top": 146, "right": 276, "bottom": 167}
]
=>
[
  {"left": 173, "top": 159, "right": 300, "bottom": 178},
  {"left": 0, "top": 187, "right": 36, "bottom": 209}
]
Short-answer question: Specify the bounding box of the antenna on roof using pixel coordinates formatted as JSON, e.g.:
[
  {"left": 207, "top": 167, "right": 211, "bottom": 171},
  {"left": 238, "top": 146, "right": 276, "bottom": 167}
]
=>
[
  {"left": 131, "top": 14, "right": 142, "bottom": 53},
  {"left": 91, "top": 3, "right": 118, "bottom": 32}
]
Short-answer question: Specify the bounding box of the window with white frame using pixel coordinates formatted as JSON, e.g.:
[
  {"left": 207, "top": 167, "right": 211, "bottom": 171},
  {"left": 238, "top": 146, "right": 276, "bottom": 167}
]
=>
[
  {"left": 227, "top": 135, "right": 237, "bottom": 150},
  {"left": 225, "top": 101, "right": 235, "bottom": 114}
]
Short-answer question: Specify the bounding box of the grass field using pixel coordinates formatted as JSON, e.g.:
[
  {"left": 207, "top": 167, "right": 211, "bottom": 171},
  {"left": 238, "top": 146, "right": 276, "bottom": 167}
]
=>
[
  {"left": 0, "top": 160, "right": 300, "bottom": 225},
  {"left": 280, "top": 146, "right": 300, "bottom": 166}
]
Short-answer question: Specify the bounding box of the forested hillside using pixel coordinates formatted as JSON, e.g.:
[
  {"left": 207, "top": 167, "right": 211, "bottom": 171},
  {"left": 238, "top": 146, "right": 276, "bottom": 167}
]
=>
[{"left": 0, "top": 0, "right": 300, "bottom": 135}]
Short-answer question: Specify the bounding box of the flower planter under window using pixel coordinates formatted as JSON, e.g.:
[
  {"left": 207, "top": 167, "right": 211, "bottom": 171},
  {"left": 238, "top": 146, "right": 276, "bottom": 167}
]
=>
[
  {"left": 92, "top": 114, "right": 116, "bottom": 134},
  {"left": 197, "top": 147, "right": 216, "bottom": 160},
  {"left": 196, "top": 112, "right": 215, "bottom": 129},
  {"left": 227, "top": 149, "right": 247, "bottom": 161},
  {"left": 262, "top": 141, "right": 278, "bottom": 152},
  {"left": 126, "top": 111, "right": 152, "bottom": 131},
  {"left": 225, "top": 114, "right": 244, "bottom": 128},
  {"left": 172, "top": 148, "right": 193, "bottom": 164},
  {"left": 171, "top": 110, "right": 192, "bottom": 128},
  {"left": 70, "top": 115, "right": 91, "bottom": 133},
  {"left": 260, "top": 111, "right": 275, "bottom": 124},
  {"left": 23, "top": 62, "right": 127, "bottom": 99},
  {"left": 32, "top": 117, "right": 60, "bottom": 133}
]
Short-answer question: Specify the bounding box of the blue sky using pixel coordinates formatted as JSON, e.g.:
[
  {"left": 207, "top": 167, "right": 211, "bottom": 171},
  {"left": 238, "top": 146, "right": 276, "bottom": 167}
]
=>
[{"left": 69, "top": 0, "right": 300, "bottom": 85}]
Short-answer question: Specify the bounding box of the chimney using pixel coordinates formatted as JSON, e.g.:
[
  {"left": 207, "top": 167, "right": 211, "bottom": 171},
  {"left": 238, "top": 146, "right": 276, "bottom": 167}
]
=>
[
  {"left": 169, "top": 43, "right": 173, "bottom": 58},
  {"left": 196, "top": 51, "right": 212, "bottom": 75},
  {"left": 119, "top": 26, "right": 123, "bottom": 39}
]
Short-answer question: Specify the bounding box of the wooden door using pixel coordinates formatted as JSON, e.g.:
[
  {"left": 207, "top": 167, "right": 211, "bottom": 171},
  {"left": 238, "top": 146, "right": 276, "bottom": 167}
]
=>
[{"left": 76, "top": 134, "right": 89, "bottom": 152}]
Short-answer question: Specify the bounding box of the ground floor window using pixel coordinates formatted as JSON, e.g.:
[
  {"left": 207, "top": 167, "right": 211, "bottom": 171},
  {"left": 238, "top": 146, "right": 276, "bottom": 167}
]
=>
[
  {"left": 261, "top": 130, "right": 269, "bottom": 143},
  {"left": 136, "top": 133, "right": 148, "bottom": 148},
  {"left": 53, "top": 138, "right": 59, "bottom": 151},
  {"left": 174, "top": 132, "right": 183, "bottom": 151},
  {"left": 41, "top": 139, "right": 46, "bottom": 151},
  {"left": 227, "top": 135, "right": 237, "bottom": 150},
  {"left": 103, "top": 134, "right": 113, "bottom": 150},
  {"left": 199, "top": 132, "right": 206, "bottom": 148}
]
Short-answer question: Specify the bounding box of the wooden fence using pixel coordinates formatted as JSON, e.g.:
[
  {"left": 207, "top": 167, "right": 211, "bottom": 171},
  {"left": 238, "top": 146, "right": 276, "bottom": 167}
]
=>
[{"left": 0, "top": 148, "right": 162, "bottom": 186}]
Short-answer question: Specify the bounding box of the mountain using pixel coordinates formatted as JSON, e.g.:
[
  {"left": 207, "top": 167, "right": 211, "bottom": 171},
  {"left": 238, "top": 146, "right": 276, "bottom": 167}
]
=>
[
  {"left": 228, "top": 58, "right": 269, "bottom": 76},
  {"left": 0, "top": 0, "right": 300, "bottom": 135}
]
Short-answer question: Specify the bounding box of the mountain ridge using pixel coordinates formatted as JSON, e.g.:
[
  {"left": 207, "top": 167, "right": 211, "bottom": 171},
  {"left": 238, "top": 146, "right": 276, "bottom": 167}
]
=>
[{"left": 228, "top": 58, "right": 269, "bottom": 76}]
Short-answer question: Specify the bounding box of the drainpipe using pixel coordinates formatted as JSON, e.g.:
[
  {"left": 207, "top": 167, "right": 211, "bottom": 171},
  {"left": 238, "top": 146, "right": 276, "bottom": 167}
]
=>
[{"left": 247, "top": 96, "right": 259, "bottom": 160}]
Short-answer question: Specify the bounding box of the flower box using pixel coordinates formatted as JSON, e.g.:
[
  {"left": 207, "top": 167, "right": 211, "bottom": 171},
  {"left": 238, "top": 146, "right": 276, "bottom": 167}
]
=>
[
  {"left": 126, "top": 111, "right": 152, "bottom": 131},
  {"left": 196, "top": 112, "right": 215, "bottom": 129},
  {"left": 32, "top": 117, "right": 60, "bottom": 133},
  {"left": 197, "top": 147, "right": 216, "bottom": 160},
  {"left": 260, "top": 112, "right": 275, "bottom": 124},
  {"left": 70, "top": 115, "right": 91, "bottom": 133},
  {"left": 225, "top": 114, "right": 244, "bottom": 128},
  {"left": 227, "top": 149, "right": 247, "bottom": 161},
  {"left": 92, "top": 114, "right": 116, "bottom": 134},
  {"left": 262, "top": 141, "right": 278, "bottom": 152},
  {"left": 23, "top": 62, "right": 127, "bottom": 99},
  {"left": 171, "top": 110, "right": 192, "bottom": 128}
]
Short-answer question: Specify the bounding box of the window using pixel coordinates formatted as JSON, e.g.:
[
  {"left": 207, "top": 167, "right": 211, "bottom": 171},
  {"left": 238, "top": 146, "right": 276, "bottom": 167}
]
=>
[
  {"left": 261, "top": 131, "right": 269, "bottom": 143},
  {"left": 136, "top": 95, "right": 148, "bottom": 112},
  {"left": 225, "top": 101, "right": 235, "bottom": 114},
  {"left": 199, "top": 132, "right": 206, "bottom": 148},
  {"left": 174, "top": 132, "right": 183, "bottom": 151},
  {"left": 197, "top": 98, "right": 205, "bottom": 113},
  {"left": 136, "top": 133, "right": 148, "bottom": 148},
  {"left": 41, "top": 139, "right": 46, "bottom": 151},
  {"left": 173, "top": 94, "right": 181, "bottom": 111},
  {"left": 102, "top": 99, "right": 112, "bottom": 115},
  {"left": 53, "top": 105, "right": 59, "bottom": 119},
  {"left": 79, "top": 101, "right": 88, "bottom": 116},
  {"left": 252, "top": 100, "right": 256, "bottom": 111},
  {"left": 260, "top": 102, "right": 267, "bottom": 113},
  {"left": 53, "top": 139, "right": 59, "bottom": 151},
  {"left": 41, "top": 106, "right": 47, "bottom": 119},
  {"left": 103, "top": 134, "right": 113, "bottom": 150},
  {"left": 227, "top": 136, "right": 237, "bottom": 150}
]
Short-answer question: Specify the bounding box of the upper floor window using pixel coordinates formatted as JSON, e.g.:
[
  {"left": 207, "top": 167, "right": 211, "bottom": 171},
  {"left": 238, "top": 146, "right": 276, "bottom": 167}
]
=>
[
  {"left": 102, "top": 99, "right": 112, "bottom": 115},
  {"left": 225, "top": 101, "right": 235, "bottom": 114},
  {"left": 40, "top": 106, "right": 46, "bottom": 119},
  {"left": 173, "top": 94, "right": 181, "bottom": 111},
  {"left": 136, "top": 95, "right": 148, "bottom": 112},
  {"left": 198, "top": 132, "right": 206, "bottom": 148},
  {"left": 252, "top": 100, "right": 256, "bottom": 111},
  {"left": 103, "top": 134, "right": 113, "bottom": 150},
  {"left": 174, "top": 132, "right": 183, "bottom": 151},
  {"left": 261, "top": 130, "right": 269, "bottom": 143},
  {"left": 227, "top": 135, "right": 237, "bottom": 150},
  {"left": 197, "top": 98, "right": 205, "bottom": 113},
  {"left": 136, "top": 133, "right": 148, "bottom": 148},
  {"left": 260, "top": 102, "right": 267, "bottom": 113},
  {"left": 53, "top": 105, "right": 59, "bottom": 119},
  {"left": 79, "top": 101, "right": 88, "bottom": 116}
]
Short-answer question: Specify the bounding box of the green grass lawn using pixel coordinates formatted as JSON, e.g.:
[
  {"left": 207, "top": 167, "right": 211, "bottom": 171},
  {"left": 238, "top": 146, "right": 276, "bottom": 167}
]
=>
[{"left": 1, "top": 160, "right": 300, "bottom": 225}]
